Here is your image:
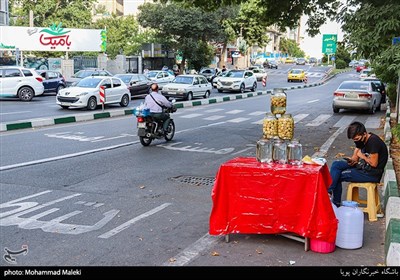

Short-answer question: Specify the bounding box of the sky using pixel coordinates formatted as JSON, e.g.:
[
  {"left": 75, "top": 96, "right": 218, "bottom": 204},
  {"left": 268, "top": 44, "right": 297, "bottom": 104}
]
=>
[{"left": 299, "top": 16, "right": 344, "bottom": 59}]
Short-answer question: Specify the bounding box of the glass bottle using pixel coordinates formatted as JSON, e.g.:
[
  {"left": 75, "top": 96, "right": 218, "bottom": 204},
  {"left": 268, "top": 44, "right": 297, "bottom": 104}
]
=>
[
  {"left": 262, "top": 113, "right": 278, "bottom": 139},
  {"left": 278, "top": 113, "right": 294, "bottom": 140},
  {"left": 287, "top": 139, "right": 303, "bottom": 165},
  {"left": 256, "top": 138, "right": 273, "bottom": 163},
  {"left": 273, "top": 138, "right": 287, "bottom": 164},
  {"left": 270, "top": 88, "right": 287, "bottom": 115}
]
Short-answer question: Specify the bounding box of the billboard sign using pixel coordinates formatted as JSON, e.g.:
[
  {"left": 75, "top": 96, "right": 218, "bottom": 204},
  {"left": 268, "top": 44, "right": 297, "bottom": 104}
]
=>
[
  {"left": 322, "top": 34, "right": 337, "bottom": 54},
  {"left": 0, "top": 23, "right": 106, "bottom": 52}
]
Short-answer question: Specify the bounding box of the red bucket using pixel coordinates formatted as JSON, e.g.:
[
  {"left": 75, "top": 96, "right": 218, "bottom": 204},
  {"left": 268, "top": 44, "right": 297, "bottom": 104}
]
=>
[{"left": 310, "top": 238, "right": 335, "bottom": 253}]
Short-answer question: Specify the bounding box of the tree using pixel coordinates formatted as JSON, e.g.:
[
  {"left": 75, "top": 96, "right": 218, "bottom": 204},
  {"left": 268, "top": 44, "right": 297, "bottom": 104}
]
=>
[
  {"left": 168, "top": 0, "right": 340, "bottom": 37},
  {"left": 93, "top": 15, "right": 147, "bottom": 59},
  {"left": 279, "top": 38, "right": 305, "bottom": 58}
]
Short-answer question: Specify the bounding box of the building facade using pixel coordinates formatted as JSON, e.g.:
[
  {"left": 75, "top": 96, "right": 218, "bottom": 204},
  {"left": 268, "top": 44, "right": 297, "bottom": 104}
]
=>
[{"left": 0, "top": 0, "right": 9, "bottom": 26}]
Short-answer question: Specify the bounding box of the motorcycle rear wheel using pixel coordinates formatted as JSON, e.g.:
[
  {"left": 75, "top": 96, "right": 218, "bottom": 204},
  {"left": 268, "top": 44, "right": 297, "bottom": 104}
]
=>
[
  {"left": 139, "top": 136, "right": 152, "bottom": 146},
  {"left": 164, "top": 120, "right": 175, "bottom": 141}
]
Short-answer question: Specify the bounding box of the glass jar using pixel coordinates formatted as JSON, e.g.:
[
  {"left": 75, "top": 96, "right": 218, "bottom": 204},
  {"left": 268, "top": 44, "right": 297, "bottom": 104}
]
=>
[
  {"left": 256, "top": 138, "right": 273, "bottom": 163},
  {"left": 270, "top": 88, "right": 287, "bottom": 115},
  {"left": 262, "top": 113, "right": 278, "bottom": 139},
  {"left": 278, "top": 113, "right": 294, "bottom": 140},
  {"left": 287, "top": 139, "right": 303, "bottom": 165},
  {"left": 273, "top": 138, "right": 287, "bottom": 164}
]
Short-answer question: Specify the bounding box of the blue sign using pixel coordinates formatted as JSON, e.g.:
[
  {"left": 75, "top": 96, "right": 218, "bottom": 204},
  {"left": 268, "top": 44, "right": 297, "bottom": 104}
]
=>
[
  {"left": 393, "top": 37, "right": 400, "bottom": 45},
  {"left": 331, "top": 56, "right": 335, "bottom": 61}
]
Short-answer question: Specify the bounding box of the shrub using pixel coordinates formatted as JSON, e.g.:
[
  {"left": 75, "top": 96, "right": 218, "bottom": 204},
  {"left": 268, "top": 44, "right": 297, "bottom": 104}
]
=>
[
  {"left": 335, "top": 59, "right": 346, "bottom": 69},
  {"left": 387, "top": 83, "right": 397, "bottom": 105}
]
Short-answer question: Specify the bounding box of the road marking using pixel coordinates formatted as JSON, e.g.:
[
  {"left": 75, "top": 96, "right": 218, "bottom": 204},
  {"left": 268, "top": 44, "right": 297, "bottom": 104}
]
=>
[
  {"left": 204, "top": 108, "right": 224, "bottom": 113},
  {"left": 248, "top": 111, "right": 266, "bottom": 116},
  {"left": 162, "top": 233, "right": 220, "bottom": 266},
  {"left": 203, "top": 115, "right": 225, "bottom": 121},
  {"left": 98, "top": 203, "right": 171, "bottom": 239},
  {"left": 227, "top": 117, "right": 250, "bottom": 123},
  {"left": 293, "top": 114, "right": 309, "bottom": 124},
  {"left": 365, "top": 116, "right": 382, "bottom": 129},
  {"left": 305, "top": 114, "right": 331, "bottom": 126},
  {"left": 226, "top": 110, "right": 244, "bottom": 114},
  {"left": 333, "top": 116, "right": 357, "bottom": 128},
  {"left": 0, "top": 111, "right": 31, "bottom": 115},
  {"left": 307, "top": 99, "right": 319, "bottom": 104},
  {"left": 313, "top": 125, "right": 348, "bottom": 158},
  {"left": 180, "top": 113, "right": 203, "bottom": 118}
]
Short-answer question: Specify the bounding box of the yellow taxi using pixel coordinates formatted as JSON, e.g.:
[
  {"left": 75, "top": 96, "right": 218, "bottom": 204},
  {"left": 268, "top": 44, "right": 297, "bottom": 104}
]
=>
[
  {"left": 284, "top": 57, "right": 295, "bottom": 64},
  {"left": 287, "top": 68, "right": 306, "bottom": 82}
]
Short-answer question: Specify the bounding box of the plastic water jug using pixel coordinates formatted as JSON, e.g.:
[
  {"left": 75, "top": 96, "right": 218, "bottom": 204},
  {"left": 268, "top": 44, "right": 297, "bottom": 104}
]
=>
[{"left": 336, "top": 200, "right": 364, "bottom": 249}]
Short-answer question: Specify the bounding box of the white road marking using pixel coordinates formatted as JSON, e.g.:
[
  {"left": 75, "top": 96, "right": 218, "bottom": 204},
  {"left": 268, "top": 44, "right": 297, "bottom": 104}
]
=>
[
  {"left": 225, "top": 110, "right": 244, "bottom": 114},
  {"left": 305, "top": 114, "right": 332, "bottom": 126},
  {"left": 313, "top": 125, "right": 348, "bottom": 158},
  {"left": 293, "top": 114, "right": 309, "bottom": 124},
  {"left": 98, "top": 203, "right": 171, "bottom": 239},
  {"left": 227, "top": 117, "right": 250, "bottom": 123},
  {"left": 0, "top": 111, "right": 31, "bottom": 115},
  {"left": 307, "top": 99, "right": 319, "bottom": 104},
  {"left": 248, "top": 111, "right": 266, "bottom": 116},
  {"left": 180, "top": 113, "right": 203, "bottom": 118},
  {"left": 204, "top": 108, "right": 224, "bottom": 113},
  {"left": 203, "top": 115, "right": 225, "bottom": 121},
  {"left": 365, "top": 116, "right": 382, "bottom": 129},
  {"left": 162, "top": 233, "right": 220, "bottom": 266},
  {"left": 333, "top": 116, "right": 357, "bottom": 128}
]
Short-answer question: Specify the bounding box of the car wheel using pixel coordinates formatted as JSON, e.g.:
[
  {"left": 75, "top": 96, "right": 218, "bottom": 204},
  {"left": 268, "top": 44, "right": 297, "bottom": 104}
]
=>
[
  {"left": 287, "top": 79, "right": 291, "bottom": 83},
  {"left": 56, "top": 85, "right": 65, "bottom": 94},
  {"left": 368, "top": 103, "right": 376, "bottom": 114},
  {"left": 251, "top": 82, "right": 257, "bottom": 92},
  {"left": 120, "top": 94, "right": 130, "bottom": 107},
  {"left": 239, "top": 84, "right": 245, "bottom": 93},
  {"left": 217, "top": 89, "right": 223, "bottom": 93},
  {"left": 333, "top": 107, "right": 340, "bottom": 113},
  {"left": 203, "top": 90, "right": 210, "bottom": 99},
  {"left": 186, "top": 92, "right": 193, "bottom": 101},
  {"left": 87, "top": 96, "right": 97, "bottom": 110},
  {"left": 18, "top": 86, "right": 34, "bottom": 101}
]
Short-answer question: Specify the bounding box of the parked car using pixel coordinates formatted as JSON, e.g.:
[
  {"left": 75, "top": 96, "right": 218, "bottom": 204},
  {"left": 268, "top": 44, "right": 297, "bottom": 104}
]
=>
[
  {"left": 114, "top": 73, "right": 152, "bottom": 98},
  {"left": 145, "top": 70, "right": 175, "bottom": 89},
  {"left": 199, "top": 67, "right": 219, "bottom": 82},
  {"left": 37, "top": 70, "right": 66, "bottom": 94},
  {"left": 355, "top": 62, "right": 367, "bottom": 73},
  {"left": 0, "top": 66, "right": 44, "bottom": 101},
  {"left": 212, "top": 70, "right": 228, "bottom": 88},
  {"left": 251, "top": 68, "right": 267, "bottom": 81},
  {"left": 364, "top": 78, "right": 387, "bottom": 104},
  {"left": 349, "top": 60, "right": 359, "bottom": 68},
  {"left": 161, "top": 74, "right": 212, "bottom": 101},
  {"left": 284, "top": 57, "right": 295, "bottom": 64},
  {"left": 309, "top": 57, "right": 318, "bottom": 64},
  {"left": 332, "top": 80, "right": 382, "bottom": 114},
  {"left": 56, "top": 76, "right": 130, "bottom": 110},
  {"left": 216, "top": 69, "right": 257, "bottom": 93},
  {"left": 359, "top": 68, "right": 374, "bottom": 80},
  {"left": 287, "top": 69, "right": 306, "bottom": 82},
  {"left": 66, "top": 68, "right": 113, "bottom": 87}
]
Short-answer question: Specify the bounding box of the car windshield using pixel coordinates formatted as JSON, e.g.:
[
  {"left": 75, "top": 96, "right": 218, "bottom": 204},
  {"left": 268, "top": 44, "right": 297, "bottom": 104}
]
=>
[
  {"left": 226, "top": 70, "right": 244, "bottom": 78},
  {"left": 76, "top": 78, "right": 102, "bottom": 88},
  {"left": 115, "top": 75, "right": 135, "bottom": 84},
  {"left": 147, "top": 72, "right": 159, "bottom": 78},
  {"left": 338, "top": 82, "right": 370, "bottom": 90},
  {"left": 73, "top": 70, "right": 99, "bottom": 78},
  {"left": 290, "top": 70, "right": 302, "bottom": 74},
  {"left": 173, "top": 76, "right": 193, "bottom": 84}
]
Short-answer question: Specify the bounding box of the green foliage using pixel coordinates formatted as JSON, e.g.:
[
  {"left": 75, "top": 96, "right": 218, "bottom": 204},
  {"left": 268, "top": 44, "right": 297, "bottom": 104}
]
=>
[
  {"left": 171, "top": 0, "right": 341, "bottom": 37},
  {"left": 335, "top": 59, "right": 346, "bottom": 69},
  {"left": 391, "top": 123, "right": 400, "bottom": 141},
  {"left": 335, "top": 42, "right": 351, "bottom": 65},
  {"left": 387, "top": 83, "right": 398, "bottom": 105},
  {"left": 373, "top": 45, "right": 400, "bottom": 85},
  {"left": 279, "top": 38, "right": 305, "bottom": 57},
  {"left": 93, "top": 15, "right": 143, "bottom": 59},
  {"left": 186, "top": 41, "right": 215, "bottom": 71}
]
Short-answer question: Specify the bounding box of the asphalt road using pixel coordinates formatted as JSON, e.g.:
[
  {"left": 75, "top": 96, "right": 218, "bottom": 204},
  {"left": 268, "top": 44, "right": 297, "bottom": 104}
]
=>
[{"left": 0, "top": 69, "right": 388, "bottom": 275}]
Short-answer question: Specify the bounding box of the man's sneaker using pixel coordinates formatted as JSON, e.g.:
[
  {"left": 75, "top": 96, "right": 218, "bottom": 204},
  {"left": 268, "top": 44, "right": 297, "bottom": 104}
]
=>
[{"left": 377, "top": 212, "right": 384, "bottom": 218}]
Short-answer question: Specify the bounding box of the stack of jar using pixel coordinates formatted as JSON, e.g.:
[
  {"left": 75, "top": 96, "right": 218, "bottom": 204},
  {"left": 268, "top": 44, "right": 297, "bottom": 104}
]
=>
[{"left": 257, "top": 88, "right": 302, "bottom": 165}]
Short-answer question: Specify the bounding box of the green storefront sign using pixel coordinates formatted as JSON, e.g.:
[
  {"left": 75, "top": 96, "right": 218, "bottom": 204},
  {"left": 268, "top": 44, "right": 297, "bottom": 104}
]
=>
[{"left": 322, "top": 34, "right": 337, "bottom": 55}]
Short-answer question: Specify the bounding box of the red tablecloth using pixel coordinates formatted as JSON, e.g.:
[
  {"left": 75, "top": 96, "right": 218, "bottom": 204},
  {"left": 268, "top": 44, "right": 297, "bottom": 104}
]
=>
[{"left": 209, "top": 157, "right": 338, "bottom": 243}]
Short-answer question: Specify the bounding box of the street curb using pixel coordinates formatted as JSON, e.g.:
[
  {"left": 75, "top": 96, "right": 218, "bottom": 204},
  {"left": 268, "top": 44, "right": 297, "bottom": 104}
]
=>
[
  {"left": 383, "top": 103, "right": 400, "bottom": 266},
  {"left": 0, "top": 80, "right": 328, "bottom": 132}
]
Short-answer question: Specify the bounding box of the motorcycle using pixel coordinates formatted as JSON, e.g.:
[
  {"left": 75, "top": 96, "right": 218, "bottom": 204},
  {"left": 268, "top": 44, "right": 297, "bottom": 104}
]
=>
[{"left": 135, "top": 101, "right": 177, "bottom": 146}]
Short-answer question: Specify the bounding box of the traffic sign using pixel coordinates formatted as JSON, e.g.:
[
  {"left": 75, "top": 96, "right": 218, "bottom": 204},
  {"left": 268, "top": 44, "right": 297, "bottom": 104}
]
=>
[
  {"left": 331, "top": 56, "right": 335, "bottom": 61},
  {"left": 393, "top": 37, "right": 400, "bottom": 45},
  {"left": 99, "top": 86, "right": 105, "bottom": 103},
  {"left": 322, "top": 34, "right": 337, "bottom": 55}
]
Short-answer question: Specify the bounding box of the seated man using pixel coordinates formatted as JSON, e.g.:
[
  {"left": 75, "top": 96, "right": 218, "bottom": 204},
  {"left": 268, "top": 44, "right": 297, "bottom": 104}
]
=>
[
  {"left": 144, "top": 83, "right": 172, "bottom": 132},
  {"left": 328, "top": 121, "right": 388, "bottom": 207}
]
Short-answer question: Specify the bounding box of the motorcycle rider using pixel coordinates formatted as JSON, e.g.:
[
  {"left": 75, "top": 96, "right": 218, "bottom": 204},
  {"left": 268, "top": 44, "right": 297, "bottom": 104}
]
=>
[{"left": 144, "top": 83, "right": 173, "bottom": 133}]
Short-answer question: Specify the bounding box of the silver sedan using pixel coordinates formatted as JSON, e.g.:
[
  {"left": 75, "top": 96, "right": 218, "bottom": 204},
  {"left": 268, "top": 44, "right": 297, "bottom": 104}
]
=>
[{"left": 332, "top": 80, "right": 382, "bottom": 114}]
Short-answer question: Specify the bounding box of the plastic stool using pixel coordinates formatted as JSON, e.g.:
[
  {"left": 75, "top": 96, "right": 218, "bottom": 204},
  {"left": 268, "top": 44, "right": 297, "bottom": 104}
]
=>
[{"left": 346, "top": 182, "right": 382, "bottom": 222}]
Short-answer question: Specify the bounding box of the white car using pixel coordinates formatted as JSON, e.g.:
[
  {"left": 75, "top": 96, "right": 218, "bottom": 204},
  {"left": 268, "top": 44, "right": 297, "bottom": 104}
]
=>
[
  {"left": 360, "top": 68, "right": 374, "bottom": 80},
  {"left": 161, "top": 74, "right": 212, "bottom": 101},
  {"left": 146, "top": 70, "right": 175, "bottom": 89},
  {"left": 0, "top": 66, "right": 44, "bottom": 101},
  {"left": 216, "top": 70, "right": 257, "bottom": 93},
  {"left": 212, "top": 71, "right": 228, "bottom": 88},
  {"left": 252, "top": 68, "right": 267, "bottom": 81},
  {"left": 56, "top": 76, "right": 130, "bottom": 110}
]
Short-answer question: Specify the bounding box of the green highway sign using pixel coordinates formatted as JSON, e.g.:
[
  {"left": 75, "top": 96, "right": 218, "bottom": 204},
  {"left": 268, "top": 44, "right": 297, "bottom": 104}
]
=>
[{"left": 322, "top": 34, "right": 337, "bottom": 55}]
